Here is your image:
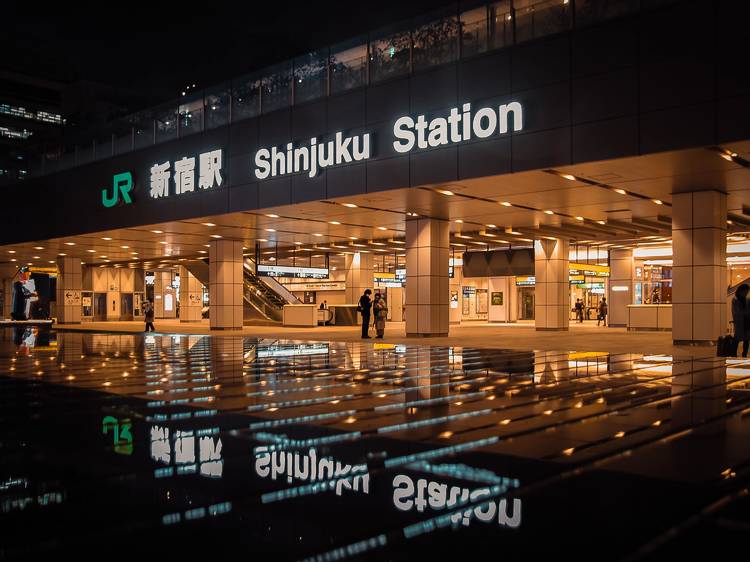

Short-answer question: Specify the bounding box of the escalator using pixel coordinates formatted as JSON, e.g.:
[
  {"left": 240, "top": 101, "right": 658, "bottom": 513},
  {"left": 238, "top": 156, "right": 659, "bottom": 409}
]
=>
[{"left": 183, "top": 257, "right": 302, "bottom": 325}]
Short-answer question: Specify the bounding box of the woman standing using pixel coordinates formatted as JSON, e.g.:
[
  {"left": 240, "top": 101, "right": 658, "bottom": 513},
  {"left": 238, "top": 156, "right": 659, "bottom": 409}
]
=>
[
  {"left": 373, "top": 293, "right": 388, "bottom": 339},
  {"left": 732, "top": 284, "right": 750, "bottom": 357}
]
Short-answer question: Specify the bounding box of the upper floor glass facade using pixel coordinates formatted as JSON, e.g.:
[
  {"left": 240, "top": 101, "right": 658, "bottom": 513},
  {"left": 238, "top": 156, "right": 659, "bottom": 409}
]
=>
[{"left": 27, "top": 0, "right": 679, "bottom": 179}]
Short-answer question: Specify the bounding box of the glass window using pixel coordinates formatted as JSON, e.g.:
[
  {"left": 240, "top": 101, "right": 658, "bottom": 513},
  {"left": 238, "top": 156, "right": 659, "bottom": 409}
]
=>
[
  {"left": 575, "top": 0, "right": 639, "bottom": 27},
  {"left": 489, "top": 1, "right": 513, "bottom": 50},
  {"left": 114, "top": 124, "right": 133, "bottom": 155},
  {"left": 369, "top": 29, "right": 411, "bottom": 83},
  {"left": 514, "top": 0, "right": 572, "bottom": 44},
  {"left": 130, "top": 111, "right": 153, "bottom": 149},
  {"left": 205, "top": 83, "right": 230, "bottom": 129},
  {"left": 154, "top": 105, "right": 178, "bottom": 143},
  {"left": 93, "top": 136, "right": 112, "bottom": 160},
  {"left": 412, "top": 15, "right": 459, "bottom": 70},
  {"left": 178, "top": 94, "right": 204, "bottom": 137},
  {"left": 294, "top": 49, "right": 328, "bottom": 104},
  {"left": 261, "top": 63, "right": 292, "bottom": 113},
  {"left": 461, "top": 7, "right": 489, "bottom": 57},
  {"left": 232, "top": 75, "right": 261, "bottom": 121},
  {"left": 330, "top": 39, "right": 367, "bottom": 94}
]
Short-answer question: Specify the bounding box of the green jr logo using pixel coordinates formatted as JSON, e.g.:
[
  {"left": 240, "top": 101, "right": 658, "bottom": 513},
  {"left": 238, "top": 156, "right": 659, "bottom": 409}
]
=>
[{"left": 101, "top": 171, "right": 134, "bottom": 208}]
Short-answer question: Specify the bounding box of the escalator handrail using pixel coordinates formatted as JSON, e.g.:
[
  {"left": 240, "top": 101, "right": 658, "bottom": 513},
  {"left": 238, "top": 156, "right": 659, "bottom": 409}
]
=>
[{"left": 244, "top": 258, "right": 302, "bottom": 305}]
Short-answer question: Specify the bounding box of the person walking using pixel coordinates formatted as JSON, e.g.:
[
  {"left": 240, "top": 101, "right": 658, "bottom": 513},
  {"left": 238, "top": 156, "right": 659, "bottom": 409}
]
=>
[
  {"left": 732, "top": 284, "right": 750, "bottom": 357},
  {"left": 574, "top": 298, "right": 584, "bottom": 323},
  {"left": 358, "top": 289, "right": 372, "bottom": 339},
  {"left": 143, "top": 299, "right": 156, "bottom": 332},
  {"left": 597, "top": 297, "right": 608, "bottom": 326},
  {"left": 373, "top": 293, "right": 388, "bottom": 338}
]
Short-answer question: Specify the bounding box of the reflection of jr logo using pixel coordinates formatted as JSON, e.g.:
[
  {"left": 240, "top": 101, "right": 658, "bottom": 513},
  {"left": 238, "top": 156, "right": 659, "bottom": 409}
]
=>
[
  {"left": 101, "top": 172, "right": 134, "bottom": 208},
  {"left": 102, "top": 415, "right": 133, "bottom": 455}
]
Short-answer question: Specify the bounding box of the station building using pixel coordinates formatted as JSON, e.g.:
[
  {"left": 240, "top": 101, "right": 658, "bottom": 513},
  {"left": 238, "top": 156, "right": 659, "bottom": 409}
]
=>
[{"left": 1, "top": 0, "right": 749, "bottom": 345}]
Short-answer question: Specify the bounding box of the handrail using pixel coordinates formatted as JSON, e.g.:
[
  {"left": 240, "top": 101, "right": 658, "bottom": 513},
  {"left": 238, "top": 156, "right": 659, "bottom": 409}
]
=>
[{"left": 244, "top": 258, "right": 302, "bottom": 305}]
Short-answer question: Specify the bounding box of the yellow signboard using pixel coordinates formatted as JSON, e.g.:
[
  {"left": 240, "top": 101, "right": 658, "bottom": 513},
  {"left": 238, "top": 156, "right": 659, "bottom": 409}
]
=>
[{"left": 569, "top": 262, "right": 610, "bottom": 277}]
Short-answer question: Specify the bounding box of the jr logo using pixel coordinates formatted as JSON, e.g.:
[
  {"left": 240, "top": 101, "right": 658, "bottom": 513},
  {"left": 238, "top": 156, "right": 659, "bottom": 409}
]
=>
[{"left": 101, "top": 171, "right": 134, "bottom": 208}]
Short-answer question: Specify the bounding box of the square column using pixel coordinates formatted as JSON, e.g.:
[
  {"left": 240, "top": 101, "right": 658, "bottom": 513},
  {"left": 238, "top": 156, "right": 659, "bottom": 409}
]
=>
[
  {"left": 56, "top": 257, "right": 82, "bottom": 324},
  {"left": 405, "top": 218, "right": 449, "bottom": 337},
  {"left": 534, "top": 238, "right": 569, "bottom": 331},
  {"left": 608, "top": 249, "right": 634, "bottom": 327},
  {"left": 344, "top": 252, "right": 373, "bottom": 304},
  {"left": 672, "top": 191, "right": 727, "bottom": 344},
  {"left": 209, "top": 240, "right": 243, "bottom": 330},
  {"left": 179, "top": 266, "right": 203, "bottom": 322}
]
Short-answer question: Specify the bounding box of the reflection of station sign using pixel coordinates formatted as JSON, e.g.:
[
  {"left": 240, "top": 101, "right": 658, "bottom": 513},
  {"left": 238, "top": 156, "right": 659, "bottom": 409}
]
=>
[
  {"left": 257, "top": 265, "right": 329, "bottom": 279},
  {"left": 257, "top": 343, "right": 329, "bottom": 357},
  {"left": 515, "top": 276, "right": 535, "bottom": 286},
  {"left": 392, "top": 474, "right": 522, "bottom": 529},
  {"left": 569, "top": 263, "right": 610, "bottom": 277}
]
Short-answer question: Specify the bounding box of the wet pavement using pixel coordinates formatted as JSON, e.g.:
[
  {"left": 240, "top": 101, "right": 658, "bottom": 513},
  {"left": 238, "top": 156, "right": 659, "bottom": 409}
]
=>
[{"left": 1, "top": 326, "right": 750, "bottom": 560}]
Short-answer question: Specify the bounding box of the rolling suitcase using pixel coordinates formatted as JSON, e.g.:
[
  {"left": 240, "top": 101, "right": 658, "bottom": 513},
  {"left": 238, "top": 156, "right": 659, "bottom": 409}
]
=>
[{"left": 717, "top": 322, "right": 739, "bottom": 357}]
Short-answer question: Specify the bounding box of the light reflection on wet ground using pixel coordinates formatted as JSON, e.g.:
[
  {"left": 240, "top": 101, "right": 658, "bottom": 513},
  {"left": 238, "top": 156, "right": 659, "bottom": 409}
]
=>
[{"left": 2, "top": 327, "right": 750, "bottom": 560}]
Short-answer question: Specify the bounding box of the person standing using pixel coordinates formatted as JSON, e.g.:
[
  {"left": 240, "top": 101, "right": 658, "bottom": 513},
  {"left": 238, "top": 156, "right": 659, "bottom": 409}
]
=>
[
  {"left": 143, "top": 299, "right": 156, "bottom": 332},
  {"left": 373, "top": 293, "right": 388, "bottom": 339},
  {"left": 319, "top": 300, "right": 328, "bottom": 310},
  {"left": 732, "top": 284, "right": 750, "bottom": 357},
  {"left": 358, "top": 289, "right": 372, "bottom": 339},
  {"left": 574, "top": 298, "right": 584, "bottom": 323},
  {"left": 597, "top": 297, "right": 608, "bottom": 326}
]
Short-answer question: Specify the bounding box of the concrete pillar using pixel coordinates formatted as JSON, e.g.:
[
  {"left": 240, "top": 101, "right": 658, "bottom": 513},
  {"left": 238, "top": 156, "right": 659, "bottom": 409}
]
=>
[
  {"left": 210, "top": 336, "right": 245, "bottom": 379},
  {"left": 405, "top": 218, "right": 450, "bottom": 337},
  {"left": 209, "top": 239, "right": 243, "bottom": 330},
  {"left": 534, "top": 238, "right": 569, "bottom": 331},
  {"left": 56, "top": 257, "right": 82, "bottom": 324},
  {"left": 344, "top": 252, "right": 373, "bottom": 304},
  {"left": 608, "top": 249, "right": 634, "bottom": 328},
  {"left": 672, "top": 191, "right": 727, "bottom": 344},
  {"left": 179, "top": 266, "right": 203, "bottom": 322}
]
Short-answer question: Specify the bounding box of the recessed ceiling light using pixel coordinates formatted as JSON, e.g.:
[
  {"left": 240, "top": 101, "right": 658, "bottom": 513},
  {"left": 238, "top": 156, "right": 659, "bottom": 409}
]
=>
[
  {"left": 10, "top": 258, "right": 16, "bottom": 262},
  {"left": 120, "top": 245, "right": 129, "bottom": 249},
  {"left": 613, "top": 188, "right": 627, "bottom": 195},
  {"left": 257, "top": 238, "right": 268, "bottom": 242},
  {"left": 561, "top": 174, "right": 576, "bottom": 181},
  {"left": 486, "top": 224, "right": 497, "bottom": 228},
  {"left": 7, "top": 250, "right": 15, "bottom": 254},
  {"left": 377, "top": 226, "right": 387, "bottom": 231},
  {"left": 99, "top": 255, "right": 108, "bottom": 258},
  {"left": 544, "top": 210, "right": 554, "bottom": 215},
  {"left": 455, "top": 219, "right": 463, "bottom": 223},
  {"left": 652, "top": 199, "right": 663, "bottom": 205},
  {"left": 500, "top": 201, "right": 512, "bottom": 207},
  {"left": 342, "top": 203, "right": 357, "bottom": 208},
  {"left": 64, "top": 242, "right": 75, "bottom": 246},
  {"left": 159, "top": 241, "right": 168, "bottom": 245},
  {"left": 151, "top": 230, "right": 163, "bottom": 234},
  {"left": 313, "top": 233, "right": 323, "bottom": 237},
  {"left": 294, "top": 242, "right": 303, "bottom": 245},
  {"left": 58, "top": 253, "right": 66, "bottom": 256},
  {"left": 198, "top": 250, "right": 207, "bottom": 254},
  {"left": 33, "top": 246, "right": 43, "bottom": 250},
  {"left": 210, "top": 234, "right": 222, "bottom": 238},
  {"left": 437, "top": 189, "right": 454, "bottom": 196},
  {"left": 329, "top": 221, "right": 340, "bottom": 225},
  {"left": 266, "top": 228, "right": 276, "bottom": 232},
  {"left": 32, "top": 256, "right": 40, "bottom": 259},
  {"left": 202, "top": 222, "right": 216, "bottom": 227},
  {"left": 266, "top": 214, "right": 279, "bottom": 218},
  {"left": 102, "top": 237, "right": 112, "bottom": 241},
  {"left": 575, "top": 216, "right": 584, "bottom": 221},
  {"left": 87, "top": 249, "right": 96, "bottom": 253}
]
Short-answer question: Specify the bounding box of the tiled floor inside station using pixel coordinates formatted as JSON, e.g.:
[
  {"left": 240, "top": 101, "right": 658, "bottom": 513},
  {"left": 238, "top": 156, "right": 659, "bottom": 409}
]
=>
[{"left": 2, "top": 327, "right": 750, "bottom": 560}]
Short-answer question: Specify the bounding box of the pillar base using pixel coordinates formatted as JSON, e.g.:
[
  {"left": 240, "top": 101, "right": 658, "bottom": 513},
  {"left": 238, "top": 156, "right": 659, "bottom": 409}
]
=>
[
  {"left": 210, "top": 326, "right": 243, "bottom": 331},
  {"left": 673, "top": 340, "right": 716, "bottom": 346},
  {"left": 536, "top": 327, "right": 568, "bottom": 332},
  {"left": 406, "top": 332, "right": 449, "bottom": 338}
]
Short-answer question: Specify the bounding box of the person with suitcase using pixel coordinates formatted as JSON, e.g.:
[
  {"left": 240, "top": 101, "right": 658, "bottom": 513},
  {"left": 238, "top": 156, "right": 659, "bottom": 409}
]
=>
[{"left": 732, "top": 284, "right": 750, "bottom": 357}]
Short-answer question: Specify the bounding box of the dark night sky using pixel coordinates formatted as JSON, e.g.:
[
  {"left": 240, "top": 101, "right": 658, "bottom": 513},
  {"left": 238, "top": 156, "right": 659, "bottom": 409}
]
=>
[{"left": 3, "top": 1, "right": 455, "bottom": 105}]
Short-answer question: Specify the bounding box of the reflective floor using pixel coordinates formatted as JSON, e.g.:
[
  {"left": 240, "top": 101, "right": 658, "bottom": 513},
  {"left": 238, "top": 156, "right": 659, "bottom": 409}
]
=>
[{"left": 2, "top": 327, "right": 750, "bottom": 560}]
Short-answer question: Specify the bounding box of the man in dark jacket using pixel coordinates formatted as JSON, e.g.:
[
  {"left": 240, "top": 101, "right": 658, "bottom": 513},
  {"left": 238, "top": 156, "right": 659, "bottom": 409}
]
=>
[
  {"left": 358, "top": 289, "right": 372, "bottom": 339},
  {"left": 11, "top": 277, "right": 34, "bottom": 321}
]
